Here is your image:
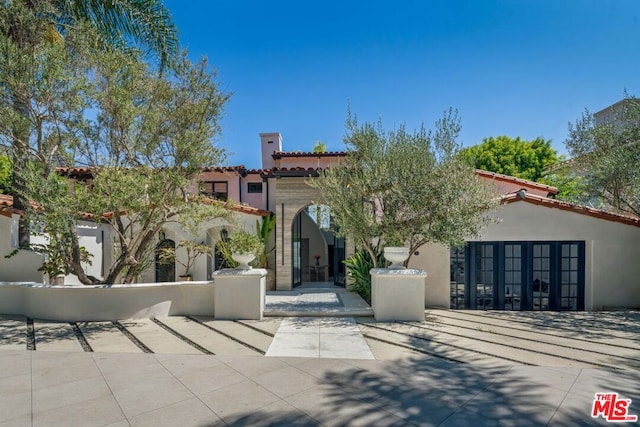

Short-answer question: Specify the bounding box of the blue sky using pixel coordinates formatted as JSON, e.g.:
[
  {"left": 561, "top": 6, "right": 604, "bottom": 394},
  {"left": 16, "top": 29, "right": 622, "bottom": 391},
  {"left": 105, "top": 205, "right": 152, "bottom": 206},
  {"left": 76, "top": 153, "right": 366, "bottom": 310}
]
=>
[{"left": 164, "top": 0, "right": 640, "bottom": 169}]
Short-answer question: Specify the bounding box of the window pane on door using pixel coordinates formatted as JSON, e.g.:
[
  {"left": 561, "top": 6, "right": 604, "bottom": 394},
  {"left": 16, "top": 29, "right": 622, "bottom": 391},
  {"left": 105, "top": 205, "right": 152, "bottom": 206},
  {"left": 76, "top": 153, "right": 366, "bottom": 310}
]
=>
[
  {"left": 532, "top": 244, "right": 551, "bottom": 310},
  {"left": 560, "top": 243, "right": 580, "bottom": 311},
  {"left": 475, "top": 244, "right": 494, "bottom": 309},
  {"left": 504, "top": 244, "right": 522, "bottom": 310},
  {"left": 450, "top": 247, "right": 466, "bottom": 308}
]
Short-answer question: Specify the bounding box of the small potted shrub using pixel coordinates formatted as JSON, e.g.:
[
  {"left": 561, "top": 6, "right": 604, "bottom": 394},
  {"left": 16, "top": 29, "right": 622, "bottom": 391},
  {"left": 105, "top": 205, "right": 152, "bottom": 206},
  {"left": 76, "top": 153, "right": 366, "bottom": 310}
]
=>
[{"left": 158, "top": 240, "right": 212, "bottom": 280}]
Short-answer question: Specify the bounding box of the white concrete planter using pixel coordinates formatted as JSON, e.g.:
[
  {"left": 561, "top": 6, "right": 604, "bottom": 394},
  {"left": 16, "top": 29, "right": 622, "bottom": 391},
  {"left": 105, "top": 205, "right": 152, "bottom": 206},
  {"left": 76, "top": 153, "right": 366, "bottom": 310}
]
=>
[
  {"left": 213, "top": 268, "right": 267, "bottom": 320},
  {"left": 231, "top": 253, "right": 255, "bottom": 270},
  {"left": 0, "top": 281, "right": 215, "bottom": 322},
  {"left": 383, "top": 247, "right": 410, "bottom": 269},
  {"left": 370, "top": 268, "right": 427, "bottom": 321}
]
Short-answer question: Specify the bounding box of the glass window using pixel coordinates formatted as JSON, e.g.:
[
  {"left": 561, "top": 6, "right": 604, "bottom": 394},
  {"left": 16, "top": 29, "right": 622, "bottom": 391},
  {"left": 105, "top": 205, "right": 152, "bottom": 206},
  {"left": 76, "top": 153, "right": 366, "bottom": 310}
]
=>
[{"left": 247, "top": 182, "right": 263, "bottom": 193}]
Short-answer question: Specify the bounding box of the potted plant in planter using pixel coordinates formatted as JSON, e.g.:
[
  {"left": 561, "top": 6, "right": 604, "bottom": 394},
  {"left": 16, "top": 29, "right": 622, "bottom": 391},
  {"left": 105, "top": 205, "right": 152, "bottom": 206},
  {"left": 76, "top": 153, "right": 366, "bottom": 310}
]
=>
[
  {"left": 212, "top": 230, "right": 267, "bottom": 320},
  {"left": 383, "top": 234, "right": 410, "bottom": 269},
  {"left": 224, "top": 230, "right": 263, "bottom": 270},
  {"left": 158, "top": 240, "right": 212, "bottom": 281},
  {"left": 39, "top": 256, "right": 68, "bottom": 285}
]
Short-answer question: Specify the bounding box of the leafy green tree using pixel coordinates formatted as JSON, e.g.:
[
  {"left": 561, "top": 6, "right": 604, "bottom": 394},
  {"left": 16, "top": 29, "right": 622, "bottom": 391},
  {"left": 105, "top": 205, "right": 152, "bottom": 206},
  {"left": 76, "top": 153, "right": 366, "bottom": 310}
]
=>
[
  {"left": 1, "top": 0, "right": 178, "bottom": 247},
  {"left": 312, "top": 140, "right": 327, "bottom": 153},
  {"left": 539, "top": 168, "right": 592, "bottom": 205},
  {"left": 461, "top": 136, "right": 557, "bottom": 181},
  {"left": 566, "top": 95, "right": 640, "bottom": 216},
  {"left": 19, "top": 42, "right": 230, "bottom": 285},
  {"left": 309, "top": 109, "right": 499, "bottom": 267},
  {"left": 0, "top": 156, "right": 11, "bottom": 194}
]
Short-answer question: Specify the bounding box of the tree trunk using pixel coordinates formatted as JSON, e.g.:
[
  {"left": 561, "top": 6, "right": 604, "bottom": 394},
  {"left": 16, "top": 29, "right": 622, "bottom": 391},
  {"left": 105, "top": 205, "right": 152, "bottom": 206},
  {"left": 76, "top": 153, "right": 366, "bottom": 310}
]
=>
[{"left": 11, "top": 96, "right": 31, "bottom": 248}]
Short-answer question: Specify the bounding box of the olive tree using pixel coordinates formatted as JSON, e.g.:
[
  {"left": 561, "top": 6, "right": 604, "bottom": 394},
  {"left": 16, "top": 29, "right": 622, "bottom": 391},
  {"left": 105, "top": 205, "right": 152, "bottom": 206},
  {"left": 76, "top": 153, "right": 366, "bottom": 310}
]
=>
[
  {"left": 566, "top": 95, "right": 640, "bottom": 217},
  {"left": 309, "top": 109, "right": 499, "bottom": 267},
  {"left": 14, "top": 36, "right": 230, "bottom": 284}
]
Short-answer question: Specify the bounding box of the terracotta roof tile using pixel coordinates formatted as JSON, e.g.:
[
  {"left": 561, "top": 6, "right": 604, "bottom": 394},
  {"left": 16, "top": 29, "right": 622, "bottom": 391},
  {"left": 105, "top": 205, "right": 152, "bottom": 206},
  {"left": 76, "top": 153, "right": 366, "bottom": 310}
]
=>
[
  {"left": 0, "top": 194, "right": 99, "bottom": 220},
  {"left": 476, "top": 169, "right": 558, "bottom": 195},
  {"left": 272, "top": 151, "right": 347, "bottom": 159},
  {"left": 501, "top": 190, "right": 640, "bottom": 227},
  {"left": 199, "top": 197, "right": 271, "bottom": 217}
]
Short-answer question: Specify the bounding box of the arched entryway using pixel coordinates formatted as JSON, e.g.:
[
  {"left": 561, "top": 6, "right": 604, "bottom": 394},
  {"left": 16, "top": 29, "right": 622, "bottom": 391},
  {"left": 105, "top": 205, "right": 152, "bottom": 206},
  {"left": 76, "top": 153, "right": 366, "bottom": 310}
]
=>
[
  {"left": 155, "top": 238, "right": 175, "bottom": 282},
  {"left": 291, "top": 204, "right": 345, "bottom": 287}
]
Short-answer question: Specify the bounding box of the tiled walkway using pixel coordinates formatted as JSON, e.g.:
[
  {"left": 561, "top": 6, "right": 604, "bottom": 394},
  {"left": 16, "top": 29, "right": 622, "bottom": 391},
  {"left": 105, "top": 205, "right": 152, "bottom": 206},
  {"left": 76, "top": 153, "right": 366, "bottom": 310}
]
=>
[
  {"left": 266, "top": 317, "right": 374, "bottom": 359},
  {"left": 1, "top": 283, "right": 639, "bottom": 425}
]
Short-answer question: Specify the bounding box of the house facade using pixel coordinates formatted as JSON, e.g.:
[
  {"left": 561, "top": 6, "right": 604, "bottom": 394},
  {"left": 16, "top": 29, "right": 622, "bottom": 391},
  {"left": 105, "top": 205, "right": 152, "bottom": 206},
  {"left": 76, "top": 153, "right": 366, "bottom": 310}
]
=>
[
  {"left": 2, "top": 128, "right": 639, "bottom": 311},
  {"left": 180, "top": 131, "right": 640, "bottom": 311}
]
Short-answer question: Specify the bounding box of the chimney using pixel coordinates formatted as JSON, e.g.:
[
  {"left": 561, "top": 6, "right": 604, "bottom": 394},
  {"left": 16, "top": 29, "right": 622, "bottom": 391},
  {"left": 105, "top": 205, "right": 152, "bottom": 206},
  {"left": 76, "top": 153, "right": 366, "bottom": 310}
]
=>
[{"left": 260, "top": 132, "right": 282, "bottom": 170}]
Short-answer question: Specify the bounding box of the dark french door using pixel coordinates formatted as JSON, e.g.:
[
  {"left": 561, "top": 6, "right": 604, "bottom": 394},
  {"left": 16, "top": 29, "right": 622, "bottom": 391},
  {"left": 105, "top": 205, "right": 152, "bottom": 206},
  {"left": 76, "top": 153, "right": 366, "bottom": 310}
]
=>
[{"left": 450, "top": 241, "right": 585, "bottom": 311}]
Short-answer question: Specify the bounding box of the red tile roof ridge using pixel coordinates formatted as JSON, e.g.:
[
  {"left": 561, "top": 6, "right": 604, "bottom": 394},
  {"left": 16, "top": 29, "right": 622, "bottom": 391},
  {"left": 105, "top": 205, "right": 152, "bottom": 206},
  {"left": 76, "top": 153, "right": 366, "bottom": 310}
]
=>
[
  {"left": 476, "top": 169, "right": 558, "bottom": 194},
  {"left": 272, "top": 150, "right": 348, "bottom": 158},
  {"left": 199, "top": 197, "right": 271, "bottom": 217},
  {"left": 501, "top": 191, "right": 640, "bottom": 227},
  {"left": 0, "top": 193, "right": 101, "bottom": 221}
]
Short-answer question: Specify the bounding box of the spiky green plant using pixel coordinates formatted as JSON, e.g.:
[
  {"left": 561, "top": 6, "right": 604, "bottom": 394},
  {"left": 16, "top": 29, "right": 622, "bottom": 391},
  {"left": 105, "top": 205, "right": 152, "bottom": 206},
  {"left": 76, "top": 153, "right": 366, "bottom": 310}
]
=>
[{"left": 344, "top": 247, "right": 385, "bottom": 303}]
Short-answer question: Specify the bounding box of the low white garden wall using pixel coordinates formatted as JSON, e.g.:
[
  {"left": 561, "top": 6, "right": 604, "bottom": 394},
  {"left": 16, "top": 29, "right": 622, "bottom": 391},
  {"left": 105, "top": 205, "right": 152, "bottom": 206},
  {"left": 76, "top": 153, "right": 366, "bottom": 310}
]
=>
[{"left": 0, "top": 281, "right": 214, "bottom": 322}]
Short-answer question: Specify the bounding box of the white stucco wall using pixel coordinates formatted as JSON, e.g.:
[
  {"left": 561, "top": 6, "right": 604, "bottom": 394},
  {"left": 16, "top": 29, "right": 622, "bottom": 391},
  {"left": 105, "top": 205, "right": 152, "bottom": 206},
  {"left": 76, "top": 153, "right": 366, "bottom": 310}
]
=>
[
  {"left": 0, "top": 281, "right": 214, "bottom": 321},
  {"left": 408, "top": 243, "right": 450, "bottom": 308},
  {"left": 0, "top": 215, "right": 43, "bottom": 282},
  {"left": 137, "top": 212, "right": 260, "bottom": 283},
  {"left": 412, "top": 202, "right": 640, "bottom": 311}
]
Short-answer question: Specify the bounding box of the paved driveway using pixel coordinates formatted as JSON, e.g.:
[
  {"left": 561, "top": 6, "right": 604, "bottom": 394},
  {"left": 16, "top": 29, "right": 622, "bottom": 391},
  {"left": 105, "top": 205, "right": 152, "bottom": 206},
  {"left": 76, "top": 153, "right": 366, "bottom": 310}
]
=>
[
  {"left": 1, "top": 310, "right": 638, "bottom": 369},
  {"left": 0, "top": 310, "right": 638, "bottom": 426}
]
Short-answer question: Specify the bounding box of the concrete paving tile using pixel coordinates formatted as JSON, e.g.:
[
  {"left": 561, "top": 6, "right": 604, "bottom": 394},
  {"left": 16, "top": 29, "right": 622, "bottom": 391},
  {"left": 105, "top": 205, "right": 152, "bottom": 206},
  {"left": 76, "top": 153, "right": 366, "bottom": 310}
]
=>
[
  {"left": 118, "top": 319, "right": 202, "bottom": 354},
  {"left": 157, "top": 317, "right": 259, "bottom": 356},
  {"left": 32, "top": 352, "right": 102, "bottom": 389},
  {"left": 77, "top": 321, "right": 142, "bottom": 353},
  {"left": 129, "top": 397, "right": 224, "bottom": 427},
  {"left": 317, "top": 317, "right": 361, "bottom": 334},
  {"left": 266, "top": 331, "right": 319, "bottom": 357},
  {"left": 319, "top": 332, "right": 374, "bottom": 359},
  {"left": 427, "top": 311, "right": 640, "bottom": 358},
  {"left": 103, "top": 421, "right": 132, "bottom": 427},
  {"left": 199, "top": 379, "right": 281, "bottom": 421},
  {"left": 569, "top": 368, "right": 640, "bottom": 400},
  {"left": 108, "top": 372, "right": 196, "bottom": 418},
  {"left": 33, "top": 321, "right": 83, "bottom": 352},
  {"left": 276, "top": 356, "right": 319, "bottom": 367},
  {"left": 383, "top": 397, "right": 464, "bottom": 426},
  {"left": 32, "top": 394, "right": 126, "bottom": 427},
  {"left": 167, "top": 361, "right": 248, "bottom": 396},
  {"left": 92, "top": 352, "right": 157, "bottom": 374},
  {"left": 365, "top": 337, "right": 426, "bottom": 360},
  {"left": 549, "top": 391, "right": 614, "bottom": 426},
  {"left": 154, "top": 353, "right": 226, "bottom": 377},
  {"left": 0, "top": 391, "right": 31, "bottom": 424},
  {"left": 191, "top": 319, "right": 274, "bottom": 352},
  {"left": 277, "top": 317, "right": 321, "bottom": 332},
  {"left": 438, "top": 409, "right": 509, "bottom": 426},
  {"left": 0, "top": 316, "right": 27, "bottom": 350},
  {"left": 216, "top": 354, "right": 290, "bottom": 378},
  {"left": 0, "top": 415, "right": 31, "bottom": 427},
  {"left": 462, "top": 383, "right": 567, "bottom": 425},
  {"left": 236, "top": 318, "right": 282, "bottom": 335},
  {"left": 500, "top": 366, "right": 579, "bottom": 392},
  {"left": 252, "top": 366, "right": 319, "bottom": 398},
  {"left": 32, "top": 374, "right": 112, "bottom": 414},
  {"left": 290, "top": 358, "right": 358, "bottom": 380},
  {"left": 222, "top": 399, "right": 321, "bottom": 427},
  {"left": 0, "top": 373, "right": 30, "bottom": 399},
  {"left": 285, "top": 385, "right": 404, "bottom": 427},
  {"left": 0, "top": 350, "right": 31, "bottom": 379}
]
